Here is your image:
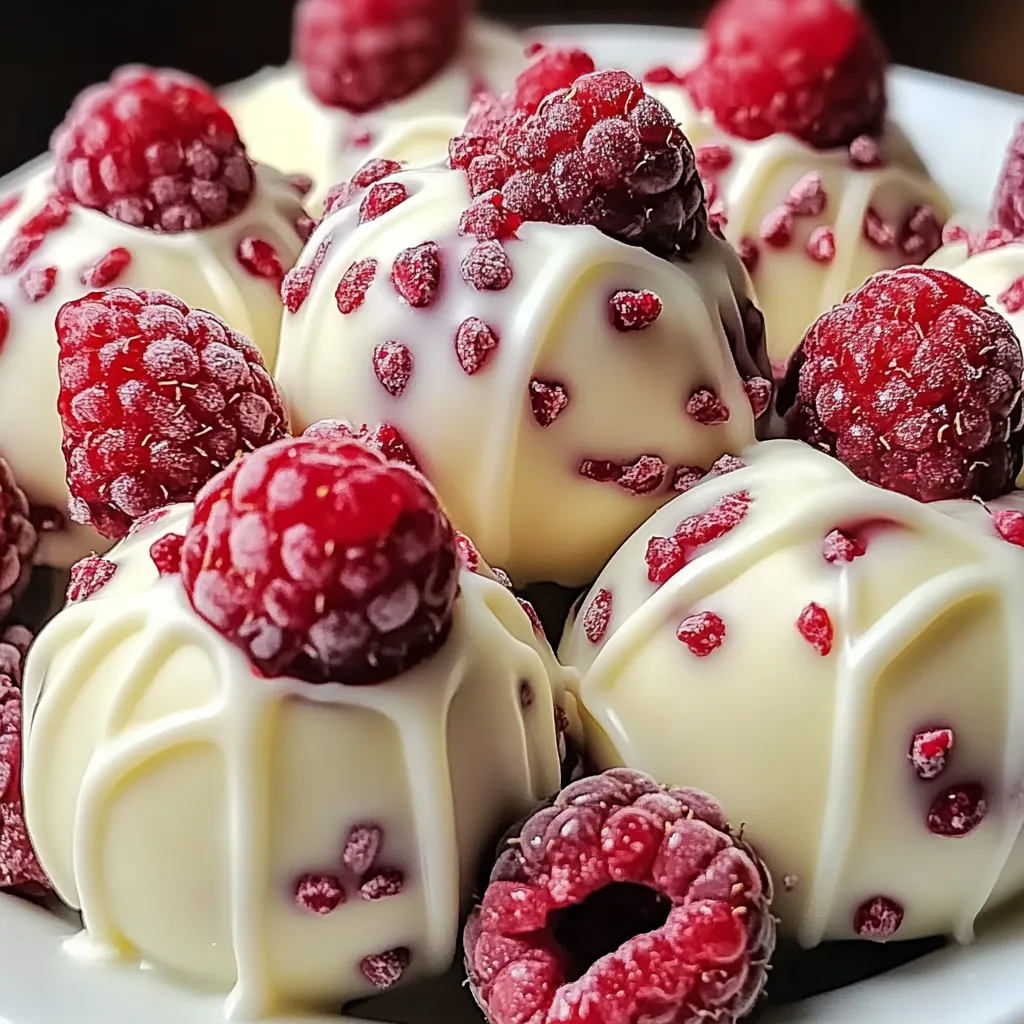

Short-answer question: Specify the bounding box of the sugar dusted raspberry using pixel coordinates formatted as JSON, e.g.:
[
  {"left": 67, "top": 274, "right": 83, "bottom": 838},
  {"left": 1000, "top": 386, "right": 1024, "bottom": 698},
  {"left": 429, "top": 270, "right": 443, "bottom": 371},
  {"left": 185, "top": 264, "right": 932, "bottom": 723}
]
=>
[
  {"left": 513, "top": 47, "right": 596, "bottom": 114},
  {"left": 529, "top": 379, "right": 570, "bottom": 427},
  {"left": 129, "top": 505, "right": 173, "bottom": 535},
  {"left": 854, "top": 896, "right": 903, "bottom": 939},
  {"left": 294, "top": 0, "right": 467, "bottom": 113},
  {"left": 150, "top": 533, "right": 184, "bottom": 575},
  {"left": 927, "top": 783, "right": 987, "bottom": 837},
  {"left": 822, "top": 529, "right": 866, "bottom": 564},
  {"left": 80, "top": 247, "right": 132, "bottom": 288},
  {"left": 335, "top": 258, "right": 378, "bottom": 314},
  {"left": 181, "top": 435, "right": 459, "bottom": 684},
  {"left": 695, "top": 143, "right": 734, "bottom": 177},
  {"left": 0, "top": 460, "right": 36, "bottom": 620},
  {"left": 518, "top": 600, "right": 545, "bottom": 639},
  {"left": 304, "top": 420, "right": 420, "bottom": 471},
  {"left": 461, "top": 240, "right": 513, "bottom": 291},
  {"left": 849, "top": 134, "right": 883, "bottom": 169},
  {"left": 1000, "top": 277, "right": 1024, "bottom": 315},
  {"left": 862, "top": 207, "right": 895, "bottom": 250},
  {"left": 344, "top": 823, "right": 383, "bottom": 875},
  {"left": 294, "top": 873, "right": 345, "bottom": 914},
  {"left": 361, "top": 947, "right": 411, "bottom": 990},
  {"left": 993, "top": 120, "right": 1024, "bottom": 236},
  {"left": 56, "top": 288, "right": 288, "bottom": 539},
  {"left": 359, "top": 182, "right": 409, "bottom": 223},
  {"left": 465, "top": 768, "right": 774, "bottom": 1024},
  {"left": 609, "top": 289, "right": 662, "bottom": 332},
  {"left": 806, "top": 226, "right": 837, "bottom": 263},
  {"left": 759, "top": 206, "right": 794, "bottom": 248},
  {"left": 67, "top": 555, "right": 117, "bottom": 603},
  {"left": 686, "top": 387, "right": 730, "bottom": 425},
  {"left": 455, "top": 317, "right": 500, "bottom": 375},
  {"left": 738, "top": 236, "right": 760, "bottom": 273},
  {"left": 582, "top": 588, "right": 612, "bottom": 644},
  {"left": 289, "top": 174, "right": 314, "bottom": 197},
  {"left": 797, "top": 602, "right": 833, "bottom": 655},
  {"left": 0, "top": 195, "right": 18, "bottom": 222},
  {"left": 677, "top": 611, "right": 726, "bottom": 657},
  {"left": 237, "top": 238, "right": 285, "bottom": 285},
  {"left": 391, "top": 241, "right": 442, "bottom": 308},
  {"left": 689, "top": 0, "right": 887, "bottom": 150},
  {"left": 52, "top": 67, "right": 254, "bottom": 232},
  {"left": 361, "top": 869, "right": 405, "bottom": 901},
  {"left": 898, "top": 205, "right": 942, "bottom": 261},
  {"left": 455, "top": 531, "right": 481, "bottom": 573},
  {"left": 743, "top": 377, "right": 772, "bottom": 418},
  {"left": 458, "top": 192, "right": 522, "bottom": 242},
  {"left": 324, "top": 181, "right": 361, "bottom": 216},
  {"left": 786, "top": 173, "right": 828, "bottom": 216},
  {"left": 782, "top": 267, "right": 1024, "bottom": 502},
  {"left": 20, "top": 267, "right": 57, "bottom": 302},
  {"left": 910, "top": 728, "right": 954, "bottom": 781},
  {"left": 671, "top": 465, "right": 705, "bottom": 494},
  {"left": 578, "top": 455, "right": 668, "bottom": 496},
  {"left": 994, "top": 509, "right": 1024, "bottom": 547},
  {"left": 373, "top": 340, "right": 413, "bottom": 397},
  {"left": 351, "top": 158, "right": 403, "bottom": 189},
  {"left": 282, "top": 239, "right": 332, "bottom": 315}
]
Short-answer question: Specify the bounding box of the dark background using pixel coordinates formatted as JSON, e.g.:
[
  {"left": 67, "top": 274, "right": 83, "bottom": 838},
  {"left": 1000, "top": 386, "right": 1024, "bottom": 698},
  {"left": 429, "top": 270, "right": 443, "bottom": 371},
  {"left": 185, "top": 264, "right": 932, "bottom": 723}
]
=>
[{"left": 2, "top": 0, "right": 1021, "bottom": 178}]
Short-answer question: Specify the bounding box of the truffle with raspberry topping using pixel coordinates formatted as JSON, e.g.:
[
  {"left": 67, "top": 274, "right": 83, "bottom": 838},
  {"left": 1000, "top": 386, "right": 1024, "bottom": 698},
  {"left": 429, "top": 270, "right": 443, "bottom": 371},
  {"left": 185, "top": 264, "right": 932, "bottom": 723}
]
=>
[
  {"left": 0, "top": 75, "right": 305, "bottom": 567},
  {"left": 275, "top": 164, "right": 770, "bottom": 585},
  {"left": 22, "top": 461, "right": 575, "bottom": 1014},
  {"left": 561, "top": 439, "right": 1024, "bottom": 946},
  {"left": 465, "top": 769, "right": 774, "bottom": 1024},
  {"left": 782, "top": 267, "right": 1023, "bottom": 502}
]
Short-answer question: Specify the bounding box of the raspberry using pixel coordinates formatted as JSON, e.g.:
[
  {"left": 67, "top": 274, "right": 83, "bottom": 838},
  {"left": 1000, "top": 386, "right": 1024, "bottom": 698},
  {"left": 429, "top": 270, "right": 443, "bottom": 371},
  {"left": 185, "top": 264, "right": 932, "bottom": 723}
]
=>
[
  {"left": 181, "top": 435, "right": 459, "bottom": 684},
  {"left": 677, "top": 611, "right": 726, "bottom": 657},
  {"left": 782, "top": 268, "right": 1024, "bottom": 502},
  {"left": 56, "top": 288, "right": 288, "bottom": 540},
  {"left": 926, "top": 783, "right": 987, "bottom": 837},
  {"left": 150, "top": 533, "right": 184, "bottom": 575},
  {"left": 853, "top": 896, "right": 903, "bottom": 939},
  {"left": 582, "top": 588, "right": 612, "bottom": 644},
  {"left": 807, "top": 226, "right": 837, "bottom": 264},
  {"left": 743, "top": 377, "right": 772, "bottom": 418},
  {"left": 909, "top": 727, "right": 954, "bottom": 781},
  {"left": 465, "top": 769, "right": 774, "bottom": 1024},
  {"left": 294, "top": 873, "right": 345, "bottom": 914},
  {"left": 822, "top": 528, "right": 866, "bottom": 564},
  {"left": 0, "top": 460, "right": 36, "bottom": 621},
  {"left": 293, "top": 0, "right": 468, "bottom": 113},
  {"left": 688, "top": 0, "right": 887, "bottom": 149},
  {"left": 343, "top": 824, "right": 383, "bottom": 875},
  {"left": 391, "top": 242, "right": 442, "bottom": 308},
  {"left": 336, "top": 258, "right": 378, "bottom": 314},
  {"left": 578, "top": 455, "right": 668, "bottom": 496},
  {"left": 303, "top": 420, "right": 420, "bottom": 470},
  {"left": 66, "top": 555, "right": 117, "bottom": 602},
  {"left": 529, "top": 379, "right": 570, "bottom": 427},
  {"left": 51, "top": 67, "right": 254, "bottom": 232},
  {"left": 797, "top": 602, "right": 833, "bottom": 655},
  {"left": 455, "top": 317, "right": 500, "bottom": 375},
  {"left": 351, "top": 158, "right": 403, "bottom": 189},
  {"left": 458, "top": 192, "right": 521, "bottom": 242},
  {"left": 282, "top": 238, "right": 333, "bottom": 315},
  {"left": 80, "top": 247, "right": 132, "bottom": 288},
  {"left": 449, "top": 70, "right": 706, "bottom": 258},
  {"left": 993, "top": 121, "right": 1024, "bottom": 236},
  {"left": 373, "top": 341, "right": 413, "bottom": 397},
  {"left": 361, "top": 948, "right": 411, "bottom": 990},
  {"left": 686, "top": 387, "right": 730, "bottom": 425},
  {"left": 237, "top": 238, "right": 285, "bottom": 285},
  {"left": 361, "top": 869, "right": 405, "bottom": 901},
  {"left": 20, "top": 267, "right": 58, "bottom": 303},
  {"left": 461, "top": 240, "right": 513, "bottom": 292},
  {"left": 849, "top": 134, "right": 883, "bottom": 169},
  {"left": 359, "top": 182, "right": 409, "bottom": 223},
  {"left": 608, "top": 289, "right": 662, "bottom": 332},
  {"left": 513, "top": 47, "right": 596, "bottom": 114}
]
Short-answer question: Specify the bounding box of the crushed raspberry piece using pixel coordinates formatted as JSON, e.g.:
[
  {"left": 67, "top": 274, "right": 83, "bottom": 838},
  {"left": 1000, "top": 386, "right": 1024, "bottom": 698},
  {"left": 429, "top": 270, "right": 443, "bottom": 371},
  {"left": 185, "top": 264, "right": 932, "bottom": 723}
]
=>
[
  {"left": 0, "top": 461, "right": 36, "bottom": 621},
  {"left": 464, "top": 768, "right": 774, "bottom": 1024},
  {"left": 351, "top": 158, "right": 403, "bottom": 188},
  {"left": 854, "top": 896, "right": 903, "bottom": 938},
  {"left": 797, "top": 602, "right": 833, "bottom": 655},
  {"left": 689, "top": 0, "right": 887, "bottom": 150},
  {"left": 20, "top": 266, "right": 57, "bottom": 302},
  {"left": 294, "top": 0, "right": 467, "bottom": 113},
  {"left": 359, "top": 182, "right": 409, "bottom": 223},
  {"left": 391, "top": 241, "right": 442, "bottom": 308},
  {"left": 373, "top": 340, "right": 413, "bottom": 397},
  {"left": 518, "top": 599, "right": 545, "bottom": 639},
  {"left": 181, "top": 435, "right": 459, "bottom": 684},
  {"left": 582, "top": 589, "right": 612, "bottom": 644},
  {"left": 295, "top": 214, "right": 316, "bottom": 242},
  {"left": 993, "top": 121, "right": 1024, "bottom": 236},
  {"left": 862, "top": 207, "right": 895, "bottom": 249},
  {"left": 671, "top": 466, "right": 705, "bottom": 494},
  {"left": 781, "top": 267, "right": 1024, "bottom": 502},
  {"left": 743, "top": 377, "right": 772, "bottom": 418},
  {"left": 361, "top": 869, "right": 405, "bottom": 901},
  {"left": 129, "top": 506, "right": 173, "bottom": 535},
  {"left": 529, "top": 380, "right": 570, "bottom": 428},
  {"left": 898, "top": 205, "right": 942, "bottom": 261},
  {"left": 646, "top": 534, "right": 687, "bottom": 585},
  {"left": 677, "top": 611, "right": 726, "bottom": 657},
  {"left": 609, "top": 289, "right": 662, "bottom": 332},
  {"left": 695, "top": 143, "right": 734, "bottom": 177},
  {"left": 303, "top": 420, "right": 420, "bottom": 470},
  {"left": 461, "top": 240, "right": 513, "bottom": 291},
  {"left": 849, "top": 134, "right": 883, "bottom": 169},
  {"left": 57, "top": 288, "right": 288, "bottom": 539},
  {"left": 513, "top": 47, "right": 596, "bottom": 114},
  {"left": 282, "top": 268, "right": 314, "bottom": 314},
  {"left": 686, "top": 388, "right": 730, "bottom": 425},
  {"left": 0, "top": 195, "right": 18, "bottom": 222},
  {"left": 993, "top": 509, "right": 1024, "bottom": 547},
  {"left": 361, "top": 948, "right": 411, "bottom": 990},
  {"left": 51, "top": 67, "right": 254, "bottom": 231},
  {"left": 237, "top": 238, "right": 285, "bottom": 284},
  {"left": 458, "top": 192, "right": 522, "bottom": 242},
  {"left": 67, "top": 555, "right": 117, "bottom": 602},
  {"left": 643, "top": 65, "right": 687, "bottom": 87},
  {"left": 786, "top": 173, "right": 827, "bottom": 217},
  {"left": 806, "top": 226, "right": 837, "bottom": 264},
  {"left": 759, "top": 206, "right": 793, "bottom": 248},
  {"left": 491, "top": 567, "right": 514, "bottom": 591},
  {"left": 344, "top": 824, "right": 383, "bottom": 875},
  {"left": 150, "top": 533, "right": 184, "bottom": 575},
  {"left": 455, "top": 317, "right": 500, "bottom": 375},
  {"left": 927, "top": 783, "right": 987, "bottom": 837},
  {"left": 738, "top": 236, "right": 760, "bottom": 273},
  {"left": 324, "top": 181, "right": 361, "bottom": 216},
  {"left": 294, "top": 873, "right": 345, "bottom": 914},
  {"left": 289, "top": 174, "right": 314, "bottom": 196},
  {"left": 456, "top": 531, "right": 480, "bottom": 571},
  {"left": 80, "top": 247, "right": 132, "bottom": 287},
  {"left": 822, "top": 529, "right": 866, "bottom": 563},
  {"left": 335, "top": 258, "right": 378, "bottom": 314},
  {"left": 999, "top": 277, "right": 1024, "bottom": 315},
  {"left": 909, "top": 728, "right": 954, "bottom": 781},
  {"left": 578, "top": 455, "right": 667, "bottom": 496}
]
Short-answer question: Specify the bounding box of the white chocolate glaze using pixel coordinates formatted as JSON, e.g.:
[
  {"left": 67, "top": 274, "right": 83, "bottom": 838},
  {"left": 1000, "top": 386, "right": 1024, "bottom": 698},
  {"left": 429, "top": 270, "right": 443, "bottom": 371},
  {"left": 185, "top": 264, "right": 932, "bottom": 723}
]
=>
[
  {"left": 0, "top": 164, "right": 305, "bottom": 568},
  {"left": 560, "top": 439, "right": 1024, "bottom": 946},
  {"left": 274, "top": 165, "right": 766, "bottom": 587},
  {"left": 22, "top": 503, "right": 567, "bottom": 1018},
  {"left": 648, "top": 85, "right": 953, "bottom": 366},
  {"left": 225, "top": 21, "right": 526, "bottom": 216}
]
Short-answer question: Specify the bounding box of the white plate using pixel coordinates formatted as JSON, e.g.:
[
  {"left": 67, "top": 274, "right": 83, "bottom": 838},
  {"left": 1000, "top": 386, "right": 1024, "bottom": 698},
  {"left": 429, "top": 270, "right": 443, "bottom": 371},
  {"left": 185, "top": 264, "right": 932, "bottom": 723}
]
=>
[{"left": 3, "top": 22, "right": 1024, "bottom": 1024}]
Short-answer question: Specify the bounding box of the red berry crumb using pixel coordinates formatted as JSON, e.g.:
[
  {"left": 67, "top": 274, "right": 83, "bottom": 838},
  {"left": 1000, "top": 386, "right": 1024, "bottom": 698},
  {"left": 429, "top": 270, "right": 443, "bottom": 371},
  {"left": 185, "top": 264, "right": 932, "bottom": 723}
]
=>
[
  {"left": 67, "top": 555, "right": 117, "bottom": 603},
  {"left": 759, "top": 206, "right": 793, "bottom": 248},
  {"left": 993, "top": 509, "right": 1024, "bottom": 547},
  {"left": 51, "top": 67, "right": 254, "bottom": 232},
  {"left": 688, "top": 0, "right": 887, "bottom": 150},
  {"left": 0, "top": 460, "right": 37, "bottom": 621},
  {"left": 150, "top": 533, "right": 184, "bottom": 576},
  {"left": 361, "top": 869, "right": 405, "bottom": 901},
  {"left": 344, "top": 824, "right": 383, "bottom": 875},
  {"left": 926, "top": 783, "right": 987, "bottom": 837},
  {"left": 359, "top": 182, "right": 409, "bottom": 223},
  {"left": 862, "top": 207, "right": 895, "bottom": 250},
  {"left": 686, "top": 387, "right": 730, "bottom": 425},
  {"left": 806, "top": 226, "right": 837, "bottom": 264},
  {"left": 294, "top": 873, "right": 345, "bottom": 914},
  {"left": 796, "top": 602, "right": 833, "bottom": 656},
  {"left": 677, "top": 611, "right": 726, "bottom": 656},
  {"left": 464, "top": 768, "right": 775, "bottom": 1024},
  {"left": 909, "top": 728, "right": 954, "bottom": 781},
  {"left": 351, "top": 158, "right": 403, "bottom": 189},
  {"left": 0, "top": 195, "right": 18, "bottom": 223},
  {"left": 822, "top": 529, "right": 866, "bottom": 564},
  {"left": 455, "top": 317, "right": 500, "bottom": 375},
  {"left": 336, "top": 258, "right": 378, "bottom": 315},
  {"left": 391, "top": 241, "right": 442, "bottom": 308},
  {"left": 743, "top": 377, "right": 772, "bottom": 418},
  {"left": 373, "top": 341, "right": 414, "bottom": 397},
  {"left": 361, "top": 947, "right": 411, "bottom": 990},
  {"left": 181, "top": 435, "right": 459, "bottom": 684},
  {"left": 303, "top": 420, "right": 420, "bottom": 470},
  {"left": 609, "top": 289, "right": 662, "bottom": 332},
  {"left": 782, "top": 267, "right": 1024, "bottom": 502},
  {"left": 582, "top": 588, "right": 612, "bottom": 644},
  {"left": 993, "top": 120, "right": 1024, "bottom": 236},
  {"left": 786, "top": 172, "right": 828, "bottom": 216},
  {"left": 0, "top": 303, "right": 8, "bottom": 351},
  {"left": 56, "top": 288, "right": 288, "bottom": 540},
  {"left": 80, "top": 247, "right": 132, "bottom": 288},
  {"left": 578, "top": 455, "right": 668, "bottom": 496},
  {"left": 529, "top": 379, "right": 570, "bottom": 427},
  {"left": 853, "top": 896, "right": 904, "bottom": 939},
  {"left": 20, "top": 266, "right": 58, "bottom": 303},
  {"left": 455, "top": 531, "right": 480, "bottom": 572},
  {"left": 237, "top": 238, "right": 285, "bottom": 285},
  {"left": 849, "top": 134, "right": 883, "bottom": 169},
  {"left": 461, "top": 240, "right": 513, "bottom": 291}
]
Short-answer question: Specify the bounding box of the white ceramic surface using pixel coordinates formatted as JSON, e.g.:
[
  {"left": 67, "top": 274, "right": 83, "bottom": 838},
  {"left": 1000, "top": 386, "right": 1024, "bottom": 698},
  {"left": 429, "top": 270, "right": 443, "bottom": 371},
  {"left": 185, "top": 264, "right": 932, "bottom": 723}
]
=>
[{"left": 2, "top": 22, "right": 1024, "bottom": 1024}]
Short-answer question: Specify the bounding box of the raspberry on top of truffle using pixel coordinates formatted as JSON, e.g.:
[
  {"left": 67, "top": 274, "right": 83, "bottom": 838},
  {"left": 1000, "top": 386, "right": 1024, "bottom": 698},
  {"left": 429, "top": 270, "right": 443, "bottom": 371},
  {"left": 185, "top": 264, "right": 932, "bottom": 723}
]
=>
[
  {"left": 782, "top": 266, "right": 1024, "bottom": 502},
  {"left": 685, "top": 0, "right": 888, "bottom": 150},
  {"left": 51, "top": 67, "right": 256, "bottom": 232},
  {"left": 181, "top": 434, "right": 460, "bottom": 685},
  {"left": 448, "top": 47, "right": 707, "bottom": 258}
]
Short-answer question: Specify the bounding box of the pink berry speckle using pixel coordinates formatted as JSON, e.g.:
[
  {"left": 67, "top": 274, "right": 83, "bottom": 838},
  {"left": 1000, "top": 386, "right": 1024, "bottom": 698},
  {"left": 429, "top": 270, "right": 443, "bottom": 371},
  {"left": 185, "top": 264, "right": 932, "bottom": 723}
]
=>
[
  {"left": 67, "top": 555, "right": 117, "bottom": 603},
  {"left": 822, "top": 529, "right": 866, "bottom": 563},
  {"left": 294, "top": 873, "right": 346, "bottom": 914},
  {"left": 80, "top": 247, "right": 132, "bottom": 287},
  {"left": 336, "top": 258, "right": 378, "bottom": 314},
  {"left": 743, "top": 377, "right": 772, "bottom": 418},
  {"left": 677, "top": 611, "right": 727, "bottom": 657},
  {"left": 854, "top": 896, "right": 904, "bottom": 938},
  {"left": 20, "top": 266, "right": 57, "bottom": 302},
  {"left": 391, "top": 241, "right": 442, "bottom": 308},
  {"left": 927, "top": 783, "right": 987, "bottom": 837},
  {"left": 360, "top": 182, "right": 409, "bottom": 223},
  {"left": 344, "top": 824, "right": 383, "bottom": 876},
  {"left": 849, "top": 134, "right": 883, "bottom": 169},
  {"left": 806, "top": 226, "right": 837, "bottom": 264},
  {"left": 578, "top": 455, "right": 668, "bottom": 496},
  {"left": 686, "top": 387, "right": 730, "bottom": 425},
  {"left": 910, "top": 728, "right": 954, "bottom": 781},
  {"left": 373, "top": 341, "right": 413, "bottom": 397},
  {"left": 529, "top": 379, "right": 570, "bottom": 427},
  {"left": 785, "top": 172, "right": 827, "bottom": 217},
  {"left": 583, "top": 588, "right": 612, "bottom": 644},
  {"left": 609, "top": 289, "right": 663, "bottom": 332},
  {"left": 797, "top": 602, "right": 833, "bottom": 656},
  {"left": 361, "top": 869, "right": 405, "bottom": 901},
  {"left": 237, "top": 237, "right": 285, "bottom": 285},
  {"left": 461, "top": 240, "right": 513, "bottom": 291},
  {"left": 455, "top": 317, "right": 500, "bottom": 376},
  {"left": 759, "top": 206, "right": 793, "bottom": 248},
  {"left": 863, "top": 207, "right": 895, "bottom": 249},
  {"left": 149, "top": 533, "right": 184, "bottom": 576},
  {"left": 994, "top": 509, "right": 1024, "bottom": 547},
  {"left": 361, "top": 947, "right": 411, "bottom": 990},
  {"left": 999, "top": 277, "right": 1024, "bottom": 315}
]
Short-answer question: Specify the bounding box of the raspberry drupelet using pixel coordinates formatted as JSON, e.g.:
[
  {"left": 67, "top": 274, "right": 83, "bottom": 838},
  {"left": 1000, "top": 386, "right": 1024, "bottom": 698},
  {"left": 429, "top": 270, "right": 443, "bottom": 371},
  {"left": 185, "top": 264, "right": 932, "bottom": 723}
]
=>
[
  {"left": 781, "top": 267, "right": 1024, "bottom": 502},
  {"left": 0, "top": 461, "right": 37, "bottom": 622},
  {"left": 465, "top": 768, "right": 775, "bottom": 1024},
  {"left": 181, "top": 434, "right": 460, "bottom": 684}
]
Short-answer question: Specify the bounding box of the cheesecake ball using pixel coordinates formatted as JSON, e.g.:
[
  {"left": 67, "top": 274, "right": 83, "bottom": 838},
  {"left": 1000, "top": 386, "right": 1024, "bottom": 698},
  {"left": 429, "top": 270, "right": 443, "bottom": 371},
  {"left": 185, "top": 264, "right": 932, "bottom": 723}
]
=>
[
  {"left": 275, "top": 164, "right": 770, "bottom": 586},
  {"left": 561, "top": 439, "right": 1024, "bottom": 947},
  {"left": 23, "top": 443, "right": 569, "bottom": 1017}
]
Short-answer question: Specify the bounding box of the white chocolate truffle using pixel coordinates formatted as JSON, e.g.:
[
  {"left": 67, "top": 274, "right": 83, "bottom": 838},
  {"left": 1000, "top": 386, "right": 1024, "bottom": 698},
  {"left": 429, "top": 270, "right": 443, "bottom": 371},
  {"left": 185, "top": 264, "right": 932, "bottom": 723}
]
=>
[
  {"left": 274, "top": 166, "right": 769, "bottom": 587},
  {"left": 226, "top": 21, "right": 525, "bottom": 216},
  {"left": 22, "top": 504, "right": 567, "bottom": 1018},
  {"left": 0, "top": 165, "right": 306, "bottom": 568},
  {"left": 560, "top": 439, "right": 1024, "bottom": 947},
  {"left": 648, "top": 84, "right": 952, "bottom": 366}
]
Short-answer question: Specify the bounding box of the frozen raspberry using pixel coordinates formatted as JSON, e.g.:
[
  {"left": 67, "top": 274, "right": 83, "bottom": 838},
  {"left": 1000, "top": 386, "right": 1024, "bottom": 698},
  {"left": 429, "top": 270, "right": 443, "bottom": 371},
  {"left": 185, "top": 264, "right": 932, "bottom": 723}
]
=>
[
  {"left": 688, "top": 0, "right": 887, "bottom": 149},
  {"left": 743, "top": 377, "right": 772, "bottom": 418},
  {"left": 529, "top": 380, "right": 570, "bottom": 427},
  {"left": 582, "top": 588, "right": 612, "bottom": 644},
  {"left": 294, "top": 0, "right": 468, "bottom": 113},
  {"left": 455, "top": 317, "right": 500, "bottom": 375},
  {"left": 822, "top": 528, "right": 866, "bottom": 564},
  {"left": 853, "top": 896, "right": 903, "bottom": 939},
  {"left": 910, "top": 727, "right": 954, "bottom": 781},
  {"left": 465, "top": 768, "right": 774, "bottom": 1024},
  {"left": 513, "top": 47, "right": 596, "bottom": 114},
  {"left": 806, "top": 226, "right": 837, "bottom": 264},
  {"left": 459, "top": 192, "right": 522, "bottom": 242},
  {"left": 578, "top": 455, "right": 668, "bottom": 496},
  {"left": 336, "top": 258, "right": 378, "bottom": 314},
  {"left": 391, "top": 242, "right": 442, "bottom": 308},
  {"left": 351, "top": 158, "right": 403, "bottom": 189},
  {"left": 797, "top": 602, "right": 833, "bottom": 656},
  {"left": 20, "top": 267, "right": 58, "bottom": 302},
  {"left": 237, "top": 238, "right": 285, "bottom": 285},
  {"left": 303, "top": 420, "right": 420, "bottom": 470},
  {"left": 359, "top": 182, "right": 409, "bottom": 223},
  {"left": 51, "top": 67, "right": 254, "bottom": 232},
  {"left": 677, "top": 611, "right": 726, "bottom": 657},
  {"left": 0, "top": 460, "right": 37, "bottom": 622},
  {"left": 686, "top": 387, "right": 730, "bottom": 425},
  {"left": 609, "top": 289, "right": 662, "bottom": 332},
  {"left": 361, "top": 947, "right": 411, "bottom": 990},
  {"left": 66, "top": 555, "right": 117, "bottom": 602},
  {"left": 294, "top": 873, "right": 345, "bottom": 914},
  {"left": 373, "top": 340, "right": 413, "bottom": 397},
  {"left": 1000, "top": 277, "right": 1024, "bottom": 315},
  {"left": 343, "top": 823, "right": 383, "bottom": 875},
  {"left": 181, "top": 435, "right": 459, "bottom": 684},
  {"left": 56, "top": 288, "right": 288, "bottom": 540},
  {"left": 926, "top": 783, "right": 987, "bottom": 837},
  {"left": 461, "top": 240, "right": 513, "bottom": 291},
  {"left": 361, "top": 869, "right": 405, "bottom": 901},
  {"left": 993, "top": 121, "right": 1024, "bottom": 236},
  {"left": 80, "top": 247, "right": 132, "bottom": 288},
  {"left": 150, "top": 533, "right": 184, "bottom": 576},
  {"left": 782, "top": 268, "right": 1024, "bottom": 502},
  {"left": 449, "top": 70, "right": 706, "bottom": 258},
  {"left": 993, "top": 508, "right": 1024, "bottom": 547}
]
